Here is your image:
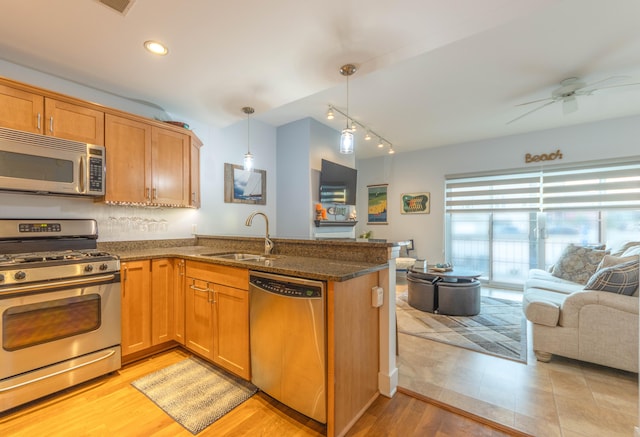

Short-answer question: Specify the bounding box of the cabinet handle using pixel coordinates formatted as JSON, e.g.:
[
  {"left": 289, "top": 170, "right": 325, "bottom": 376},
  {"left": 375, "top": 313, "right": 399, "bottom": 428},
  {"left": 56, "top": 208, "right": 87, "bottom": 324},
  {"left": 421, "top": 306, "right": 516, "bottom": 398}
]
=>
[
  {"left": 37, "top": 113, "right": 41, "bottom": 130},
  {"left": 209, "top": 289, "right": 216, "bottom": 304},
  {"left": 152, "top": 188, "right": 157, "bottom": 200},
  {"left": 122, "top": 266, "right": 127, "bottom": 297},
  {"left": 192, "top": 192, "right": 196, "bottom": 203},
  {"left": 49, "top": 116, "right": 54, "bottom": 133},
  {"left": 190, "top": 284, "right": 210, "bottom": 293},
  {"left": 145, "top": 188, "right": 150, "bottom": 200}
]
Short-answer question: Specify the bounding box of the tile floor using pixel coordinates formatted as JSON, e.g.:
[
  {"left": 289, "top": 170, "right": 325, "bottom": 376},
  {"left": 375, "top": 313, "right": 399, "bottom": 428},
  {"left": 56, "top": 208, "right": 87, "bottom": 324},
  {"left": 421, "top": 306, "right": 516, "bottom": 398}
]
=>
[{"left": 396, "top": 284, "right": 639, "bottom": 437}]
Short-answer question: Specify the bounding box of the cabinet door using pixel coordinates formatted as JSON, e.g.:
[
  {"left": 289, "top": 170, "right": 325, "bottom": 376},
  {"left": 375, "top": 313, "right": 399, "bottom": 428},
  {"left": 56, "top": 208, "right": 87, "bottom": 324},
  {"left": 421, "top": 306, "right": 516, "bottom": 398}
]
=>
[
  {"left": 44, "top": 98, "right": 104, "bottom": 145},
  {"left": 151, "top": 127, "right": 189, "bottom": 206},
  {"left": 121, "top": 260, "right": 151, "bottom": 356},
  {"left": 185, "top": 277, "right": 215, "bottom": 360},
  {"left": 173, "top": 259, "right": 186, "bottom": 345},
  {"left": 104, "top": 114, "right": 152, "bottom": 204},
  {"left": 213, "top": 284, "right": 250, "bottom": 379},
  {"left": 190, "top": 136, "right": 201, "bottom": 208},
  {"left": 0, "top": 84, "right": 43, "bottom": 133},
  {"left": 151, "top": 258, "right": 174, "bottom": 345}
]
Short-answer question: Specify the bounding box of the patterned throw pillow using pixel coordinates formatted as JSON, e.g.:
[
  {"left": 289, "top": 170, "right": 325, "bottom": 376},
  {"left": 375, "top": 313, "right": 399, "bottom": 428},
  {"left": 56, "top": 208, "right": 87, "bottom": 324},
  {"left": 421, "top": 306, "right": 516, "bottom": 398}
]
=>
[
  {"left": 551, "top": 245, "right": 610, "bottom": 285},
  {"left": 584, "top": 259, "right": 639, "bottom": 296}
]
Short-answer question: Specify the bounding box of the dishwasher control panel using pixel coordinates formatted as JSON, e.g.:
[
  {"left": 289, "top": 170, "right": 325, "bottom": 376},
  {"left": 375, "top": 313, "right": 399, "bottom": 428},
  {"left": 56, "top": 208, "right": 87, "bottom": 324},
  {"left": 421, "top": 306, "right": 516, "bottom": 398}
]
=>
[{"left": 250, "top": 275, "right": 322, "bottom": 298}]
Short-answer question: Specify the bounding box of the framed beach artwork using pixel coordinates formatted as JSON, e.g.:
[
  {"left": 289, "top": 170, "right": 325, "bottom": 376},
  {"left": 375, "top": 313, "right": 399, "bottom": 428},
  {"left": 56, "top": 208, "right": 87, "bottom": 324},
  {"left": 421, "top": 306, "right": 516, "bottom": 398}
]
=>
[
  {"left": 224, "top": 163, "right": 267, "bottom": 204},
  {"left": 401, "top": 192, "right": 430, "bottom": 214},
  {"left": 367, "top": 184, "right": 388, "bottom": 225}
]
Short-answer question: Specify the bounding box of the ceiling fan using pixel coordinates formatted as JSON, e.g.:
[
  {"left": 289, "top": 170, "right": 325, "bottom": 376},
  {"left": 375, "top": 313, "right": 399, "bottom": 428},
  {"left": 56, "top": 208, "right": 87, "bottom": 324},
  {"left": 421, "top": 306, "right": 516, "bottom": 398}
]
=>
[{"left": 507, "top": 76, "right": 640, "bottom": 124}]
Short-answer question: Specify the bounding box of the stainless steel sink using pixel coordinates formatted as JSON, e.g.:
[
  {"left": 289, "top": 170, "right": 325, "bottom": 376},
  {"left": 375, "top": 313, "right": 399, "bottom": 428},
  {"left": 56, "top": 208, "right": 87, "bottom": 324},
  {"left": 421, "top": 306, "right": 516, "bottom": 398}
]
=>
[
  {"left": 199, "top": 252, "right": 278, "bottom": 262},
  {"left": 200, "top": 252, "right": 261, "bottom": 260}
]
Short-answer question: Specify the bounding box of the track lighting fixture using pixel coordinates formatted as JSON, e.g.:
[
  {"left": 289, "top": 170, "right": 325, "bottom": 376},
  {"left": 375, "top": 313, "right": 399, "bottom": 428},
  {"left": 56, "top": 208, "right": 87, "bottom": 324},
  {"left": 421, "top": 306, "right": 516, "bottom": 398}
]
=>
[
  {"left": 326, "top": 108, "right": 334, "bottom": 120},
  {"left": 242, "top": 106, "right": 255, "bottom": 171},
  {"left": 329, "top": 63, "right": 396, "bottom": 155}
]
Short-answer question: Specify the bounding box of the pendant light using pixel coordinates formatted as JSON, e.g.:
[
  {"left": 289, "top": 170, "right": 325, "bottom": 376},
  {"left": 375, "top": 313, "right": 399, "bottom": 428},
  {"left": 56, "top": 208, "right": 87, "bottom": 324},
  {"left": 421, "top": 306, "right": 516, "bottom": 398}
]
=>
[
  {"left": 242, "top": 106, "right": 255, "bottom": 171},
  {"left": 339, "top": 64, "right": 357, "bottom": 154}
]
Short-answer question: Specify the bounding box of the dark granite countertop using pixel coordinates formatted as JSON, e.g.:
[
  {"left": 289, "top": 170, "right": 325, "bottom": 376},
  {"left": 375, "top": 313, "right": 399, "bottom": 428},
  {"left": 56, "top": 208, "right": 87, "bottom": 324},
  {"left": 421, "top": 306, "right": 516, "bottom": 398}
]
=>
[{"left": 113, "top": 245, "right": 387, "bottom": 282}]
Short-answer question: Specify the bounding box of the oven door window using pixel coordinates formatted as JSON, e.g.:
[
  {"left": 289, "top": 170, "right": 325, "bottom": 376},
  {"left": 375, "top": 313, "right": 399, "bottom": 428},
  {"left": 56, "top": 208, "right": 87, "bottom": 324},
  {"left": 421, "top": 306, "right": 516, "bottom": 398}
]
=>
[{"left": 3, "top": 294, "right": 101, "bottom": 351}]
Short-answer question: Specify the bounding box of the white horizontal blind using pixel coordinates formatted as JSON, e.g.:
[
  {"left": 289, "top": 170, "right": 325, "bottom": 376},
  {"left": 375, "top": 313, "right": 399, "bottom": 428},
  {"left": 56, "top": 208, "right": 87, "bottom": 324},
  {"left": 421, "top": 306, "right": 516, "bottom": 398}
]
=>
[
  {"left": 445, "top": 171, "right": 541, "bottom": 213},
  {"left": 542, "top": 161, "right": 640, "bottom": 210},
  {"left": 446, "top": 158, "right": 640, "bottom": 213}
]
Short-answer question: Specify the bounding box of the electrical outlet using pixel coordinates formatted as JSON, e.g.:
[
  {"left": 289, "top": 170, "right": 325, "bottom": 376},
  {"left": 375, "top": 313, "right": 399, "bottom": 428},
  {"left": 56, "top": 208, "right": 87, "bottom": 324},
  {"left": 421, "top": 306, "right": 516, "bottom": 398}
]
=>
[
  {"left": 191, "top": 224, "right": 197, "bottom": 234},
  {"left": 371, "top": 286, "right": 384, "bottom": 307}
]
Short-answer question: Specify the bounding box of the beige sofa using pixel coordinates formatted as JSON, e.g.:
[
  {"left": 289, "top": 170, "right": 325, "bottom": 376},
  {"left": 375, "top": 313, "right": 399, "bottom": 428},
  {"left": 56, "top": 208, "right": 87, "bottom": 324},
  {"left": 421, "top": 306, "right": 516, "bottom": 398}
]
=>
[{"left": 523, "top": 245, "right": 639, "bottom": 373}]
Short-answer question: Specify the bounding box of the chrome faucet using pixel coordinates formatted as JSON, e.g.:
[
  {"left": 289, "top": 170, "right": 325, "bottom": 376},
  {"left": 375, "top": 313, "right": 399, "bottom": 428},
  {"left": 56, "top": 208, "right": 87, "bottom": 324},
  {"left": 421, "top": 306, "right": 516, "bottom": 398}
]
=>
[{"left": 245, "top": 211, "right": 274, "bottom": 255}]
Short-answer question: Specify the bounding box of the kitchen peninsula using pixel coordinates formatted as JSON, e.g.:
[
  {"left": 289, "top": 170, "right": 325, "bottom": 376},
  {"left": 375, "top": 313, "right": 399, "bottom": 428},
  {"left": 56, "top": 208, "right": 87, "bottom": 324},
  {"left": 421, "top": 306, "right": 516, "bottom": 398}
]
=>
[{"left": 99, "top": 235, "right": 399, "bottom": 437}]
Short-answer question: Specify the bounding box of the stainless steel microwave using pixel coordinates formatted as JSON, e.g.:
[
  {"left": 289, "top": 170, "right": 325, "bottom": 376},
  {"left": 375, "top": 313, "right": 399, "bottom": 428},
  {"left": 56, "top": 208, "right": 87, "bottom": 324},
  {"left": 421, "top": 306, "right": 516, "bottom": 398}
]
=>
[{"left": 0, "top": 127, "right": 105, "bottom": 197}]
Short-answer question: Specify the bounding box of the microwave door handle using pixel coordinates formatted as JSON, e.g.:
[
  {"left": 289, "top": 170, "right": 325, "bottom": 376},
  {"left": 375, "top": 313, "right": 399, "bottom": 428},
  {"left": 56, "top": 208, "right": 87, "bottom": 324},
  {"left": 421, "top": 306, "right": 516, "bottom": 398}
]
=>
[{"left": 79, "top": 156, "right": 85, "bottom": 193}]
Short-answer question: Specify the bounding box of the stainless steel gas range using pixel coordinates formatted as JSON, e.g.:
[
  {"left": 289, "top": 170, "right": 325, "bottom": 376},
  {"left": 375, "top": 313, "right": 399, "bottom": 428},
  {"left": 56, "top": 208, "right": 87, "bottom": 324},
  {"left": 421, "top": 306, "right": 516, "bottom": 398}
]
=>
[{"left": 0, "top": 219, "right": 121, "bottom": 412}]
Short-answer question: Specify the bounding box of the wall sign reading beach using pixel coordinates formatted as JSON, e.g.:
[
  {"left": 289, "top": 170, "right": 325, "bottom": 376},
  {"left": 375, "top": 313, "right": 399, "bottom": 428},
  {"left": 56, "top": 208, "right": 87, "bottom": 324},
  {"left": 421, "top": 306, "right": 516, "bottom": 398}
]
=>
[
  {"left": 224, "top": 163, "right": 267, "bottom": 204},
  {"left": 367, "top": 184, "right": 388, "bottom": 225}
]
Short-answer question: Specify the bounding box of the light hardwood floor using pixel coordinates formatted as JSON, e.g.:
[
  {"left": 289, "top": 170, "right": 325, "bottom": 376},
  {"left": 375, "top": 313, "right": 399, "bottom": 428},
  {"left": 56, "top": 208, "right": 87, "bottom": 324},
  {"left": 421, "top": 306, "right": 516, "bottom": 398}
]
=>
[{"left": 0, "top": 348, "right": 524, "bottom": 436}]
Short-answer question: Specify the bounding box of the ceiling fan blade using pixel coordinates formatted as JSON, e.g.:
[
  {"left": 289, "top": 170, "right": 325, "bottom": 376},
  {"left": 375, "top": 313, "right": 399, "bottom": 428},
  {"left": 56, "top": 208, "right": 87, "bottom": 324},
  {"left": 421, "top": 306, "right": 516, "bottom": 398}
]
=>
[
  {"left": 577, "top": 75, "right": 631, "bottom": 94},
  {"left": 507, "top": 100, "right": 557, "bottom": 125},
  {"left": 586, "top": 81, "right": 640, "bottom": 94},
  {"left": 563, "top": 96, "right": 578, "bottom": 114},
  {"left": 515, "top": 97, "right": 554, "bottom": 107}
]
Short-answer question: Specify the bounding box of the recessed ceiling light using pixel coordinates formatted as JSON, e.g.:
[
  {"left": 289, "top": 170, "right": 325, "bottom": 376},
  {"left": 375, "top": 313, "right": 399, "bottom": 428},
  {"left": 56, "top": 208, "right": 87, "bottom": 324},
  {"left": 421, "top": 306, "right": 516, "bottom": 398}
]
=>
[{"left": 144, "top": 40, "right": 168, "bottom": 56}]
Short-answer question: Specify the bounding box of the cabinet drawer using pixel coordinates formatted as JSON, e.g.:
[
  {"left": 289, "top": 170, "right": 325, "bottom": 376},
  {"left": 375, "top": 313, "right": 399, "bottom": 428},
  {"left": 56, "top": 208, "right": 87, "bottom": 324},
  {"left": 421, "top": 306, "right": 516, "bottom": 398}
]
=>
[{"left": 185, "top": 261, "right": 248, "bottom": 290}]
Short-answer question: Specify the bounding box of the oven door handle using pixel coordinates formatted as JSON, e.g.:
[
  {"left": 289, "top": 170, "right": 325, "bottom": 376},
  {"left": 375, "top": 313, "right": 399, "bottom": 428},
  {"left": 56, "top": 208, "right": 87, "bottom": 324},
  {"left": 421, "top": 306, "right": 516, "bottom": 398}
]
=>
[
  {"left": 0, "top": 274, "right": 118, "bottom": 296},
  {"left": 0, "top": 349, "right": 117, "bottom": 393}
]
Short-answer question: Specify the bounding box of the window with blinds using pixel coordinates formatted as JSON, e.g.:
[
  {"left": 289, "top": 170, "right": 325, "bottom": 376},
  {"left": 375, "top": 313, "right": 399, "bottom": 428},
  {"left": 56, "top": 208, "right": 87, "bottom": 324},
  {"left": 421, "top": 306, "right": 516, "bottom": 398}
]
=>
[
  {"left": 445, "top": 158, "right": 640, "bottom": 212},
  {"left": 445, "top": 157, "right": 640, "bottom": 287}
]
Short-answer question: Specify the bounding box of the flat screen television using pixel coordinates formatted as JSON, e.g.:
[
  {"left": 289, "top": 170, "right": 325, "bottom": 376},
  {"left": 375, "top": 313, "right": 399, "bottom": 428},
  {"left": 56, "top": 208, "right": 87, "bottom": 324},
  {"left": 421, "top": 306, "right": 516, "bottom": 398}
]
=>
[{"left": 319, "top": 159, "right": 357, "bottom": 205}]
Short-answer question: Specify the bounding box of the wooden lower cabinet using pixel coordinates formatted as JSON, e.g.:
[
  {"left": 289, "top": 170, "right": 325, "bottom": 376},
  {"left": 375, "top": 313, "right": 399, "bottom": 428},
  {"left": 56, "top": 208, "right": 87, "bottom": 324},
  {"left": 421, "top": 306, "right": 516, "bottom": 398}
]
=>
[
  {"left": 150, "top": 258, "right": 174, "bottom": 345},
  {"left": 121, "top": 260, "right": 152, "bottom": 356},
  {"left": 185, "top": 261, "right": 250, "bottom": 379},
  {"left": 121, "top": 258, "right": 176, "bottom": 359},
  {"left": 173, "top": 259, "right": 186, "bottom": 345}
]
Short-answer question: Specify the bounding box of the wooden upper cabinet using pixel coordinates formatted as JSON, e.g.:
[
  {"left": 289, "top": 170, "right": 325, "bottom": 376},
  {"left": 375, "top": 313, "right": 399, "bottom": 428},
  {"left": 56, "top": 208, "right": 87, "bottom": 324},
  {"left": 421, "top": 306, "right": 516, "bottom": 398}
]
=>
[
  {"left": 104, "top": 115, "right": 189, "bottom": 206},
  {"left": 0, "top": 84, "right": 43, "bottom": 134},
  {"left": 104, "top": 114, "right": 152, "bottom": 204},
  {"left": 0, "top": 83, "right": 104, "bottom": 144},
  {"left": 151, "top": 127, "right": 189, "bottom": 206},
  {"left": 190, "top": 136, "right": 202, "bottom": 208},
  {"left": 44, "top": 98, "right": 105, "bottom": 145}
]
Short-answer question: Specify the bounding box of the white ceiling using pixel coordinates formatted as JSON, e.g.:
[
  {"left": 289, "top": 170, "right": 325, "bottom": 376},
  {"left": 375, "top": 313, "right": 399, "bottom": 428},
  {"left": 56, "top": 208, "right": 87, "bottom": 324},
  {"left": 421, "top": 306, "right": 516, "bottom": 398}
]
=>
[{"left": 1, "top": 0, "right": 640, "bottom": 159}]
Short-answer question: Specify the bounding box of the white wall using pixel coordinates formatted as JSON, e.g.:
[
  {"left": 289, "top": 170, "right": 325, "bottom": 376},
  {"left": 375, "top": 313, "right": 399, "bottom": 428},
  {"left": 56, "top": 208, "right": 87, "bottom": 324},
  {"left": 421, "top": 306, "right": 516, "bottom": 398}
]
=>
[
  {"left": 275, "top": 117, "right": 356, "bottom": 238},
  {"left": 356, "top": 115, "right": 640, "bottom": 263},
  {"left": 0, "top": 60, "right": 278, "bottom": 242}
]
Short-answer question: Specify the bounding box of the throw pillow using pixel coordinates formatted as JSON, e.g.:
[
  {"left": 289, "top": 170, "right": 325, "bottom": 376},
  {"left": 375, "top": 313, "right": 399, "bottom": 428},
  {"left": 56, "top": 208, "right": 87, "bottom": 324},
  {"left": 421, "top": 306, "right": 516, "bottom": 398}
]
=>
[
  {"left": 551, "top": 245, "right": 610, "bottom": 285},
  {"left": 611, "top": 241, "right": 640, "bottom": 257},
  {"left": 597, "top": 254, "right": 638, "bottom": 270},
  {"left": 622, "top": 245, "right": 640, "bottom": 257},
  {"left": 584, "top": 259, "right": 639, "bottom": 296}
]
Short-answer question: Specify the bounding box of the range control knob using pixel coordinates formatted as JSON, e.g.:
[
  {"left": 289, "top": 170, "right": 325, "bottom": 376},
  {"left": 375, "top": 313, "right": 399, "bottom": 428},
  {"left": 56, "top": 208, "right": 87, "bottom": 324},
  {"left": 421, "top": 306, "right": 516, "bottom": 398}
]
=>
[
  {"left": 84, "top": 264, "right": 94, "bottom": 273},
  {"left": 0, "top": 273, "right": 4, "bottom": 282},
  {"left": 99, "top": 263, "right": 108, "bottom": 271},
  {"left": 15, "top": 271, "right": 26, "bottom": 280}
]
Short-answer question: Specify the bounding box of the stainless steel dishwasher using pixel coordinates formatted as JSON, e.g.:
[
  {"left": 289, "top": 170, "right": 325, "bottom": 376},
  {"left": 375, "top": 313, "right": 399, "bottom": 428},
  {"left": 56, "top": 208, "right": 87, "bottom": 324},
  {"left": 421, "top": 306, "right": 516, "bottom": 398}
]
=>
[{"left": 249, "top": 271, "right": 326, "bottom": 423}]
